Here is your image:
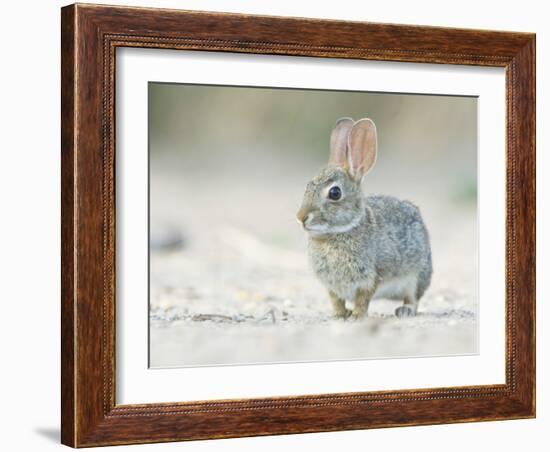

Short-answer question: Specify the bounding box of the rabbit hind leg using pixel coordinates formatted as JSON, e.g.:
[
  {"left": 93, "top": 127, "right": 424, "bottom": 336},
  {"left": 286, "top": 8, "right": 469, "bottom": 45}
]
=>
[
  {"left": 395, "top": 295, "right": 418, "bottom": 317},
  {"left": 395, "top": 278, "right": 419, "bottom": 318}
]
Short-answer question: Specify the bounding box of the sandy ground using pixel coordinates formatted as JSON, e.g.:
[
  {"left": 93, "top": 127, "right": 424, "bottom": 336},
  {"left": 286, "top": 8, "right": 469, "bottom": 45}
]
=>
[{"left": 148, "top": 160, "right": 478, "bottom": 368}]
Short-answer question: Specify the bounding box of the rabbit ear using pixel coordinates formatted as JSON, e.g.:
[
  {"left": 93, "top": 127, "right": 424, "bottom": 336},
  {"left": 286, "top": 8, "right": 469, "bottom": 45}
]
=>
[
  {"left": 328, "top": 117, "right": 354, "bottom": 168},
  {"left": 348, "top": 118, "right": 377, "bottom": 181}
]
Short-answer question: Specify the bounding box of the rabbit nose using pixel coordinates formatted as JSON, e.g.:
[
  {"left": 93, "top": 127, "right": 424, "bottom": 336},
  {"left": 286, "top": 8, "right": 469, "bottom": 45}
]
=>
[{"left": 296, "top": 208, "right": 312, "bottom": 225}]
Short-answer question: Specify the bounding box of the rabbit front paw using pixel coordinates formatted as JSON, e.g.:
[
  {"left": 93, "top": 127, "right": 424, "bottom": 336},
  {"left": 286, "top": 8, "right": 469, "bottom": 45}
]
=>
[
  {"left": 349, "top": 312, "right": 366, "bottom": 321},
  {"left": 334, "top": 308, "right": 352, "bottom": 320},
  {"left": 395, "top": 305, "right": 416, "bottom": 318}
]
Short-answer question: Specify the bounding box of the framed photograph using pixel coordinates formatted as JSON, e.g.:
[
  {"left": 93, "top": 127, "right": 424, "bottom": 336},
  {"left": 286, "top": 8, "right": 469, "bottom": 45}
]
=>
[{"left": 61, "top": 3, "right": 536, "bottom": 447}]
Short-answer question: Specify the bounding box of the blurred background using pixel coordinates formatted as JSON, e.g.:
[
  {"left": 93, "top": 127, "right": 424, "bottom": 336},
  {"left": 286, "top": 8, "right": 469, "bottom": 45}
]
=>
[{"left": 148, "top": 82, "right": 478, "bottom": 368}]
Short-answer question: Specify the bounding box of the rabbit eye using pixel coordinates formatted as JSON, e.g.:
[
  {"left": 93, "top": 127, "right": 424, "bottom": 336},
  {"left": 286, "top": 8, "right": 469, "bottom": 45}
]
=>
[{"left": 328, "top": 186, "right": 342, "bottom": 200}]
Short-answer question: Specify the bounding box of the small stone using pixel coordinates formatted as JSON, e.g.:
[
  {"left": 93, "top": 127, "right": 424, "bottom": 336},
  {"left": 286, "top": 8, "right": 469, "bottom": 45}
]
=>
[{"left": 150, "top": 223, "right": 184, "bottom": 251}]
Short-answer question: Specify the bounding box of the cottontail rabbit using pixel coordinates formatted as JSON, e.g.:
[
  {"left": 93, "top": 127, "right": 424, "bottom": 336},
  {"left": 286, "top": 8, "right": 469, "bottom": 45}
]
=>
[{"left": 296, "top": 118, "right": 432, "bottom": 319}]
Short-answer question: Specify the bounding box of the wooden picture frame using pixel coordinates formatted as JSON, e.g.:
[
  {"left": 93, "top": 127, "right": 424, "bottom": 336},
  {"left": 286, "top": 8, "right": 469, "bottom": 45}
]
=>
[{"left": 61, "top": 3, "right": 535, "bottom": 447}]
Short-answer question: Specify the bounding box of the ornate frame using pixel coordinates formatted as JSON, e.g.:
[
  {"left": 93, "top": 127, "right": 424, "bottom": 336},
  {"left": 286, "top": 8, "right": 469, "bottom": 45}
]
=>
[{"left": 61, "top": 3, "right": 535, "bottom": 447}]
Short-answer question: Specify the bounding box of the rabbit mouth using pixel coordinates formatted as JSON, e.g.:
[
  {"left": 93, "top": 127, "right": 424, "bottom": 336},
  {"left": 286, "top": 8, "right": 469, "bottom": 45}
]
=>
[
  {"left": 305, "top": 215, "right": 363, "bottom": 236},
  {"left": 304, "top": 223, "right": 330, "bottom": 235}
]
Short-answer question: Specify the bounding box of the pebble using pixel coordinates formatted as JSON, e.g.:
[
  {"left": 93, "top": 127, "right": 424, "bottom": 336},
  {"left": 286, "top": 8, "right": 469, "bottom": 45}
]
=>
[{"left": 150, "top": 224, "right": 184, "bottom": 251}]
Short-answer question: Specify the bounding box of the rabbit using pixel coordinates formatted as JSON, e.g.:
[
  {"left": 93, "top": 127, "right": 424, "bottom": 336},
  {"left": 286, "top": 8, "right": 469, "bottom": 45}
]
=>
[{"left": 296, "top": 118, "right": 432, "bottom": 319}]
